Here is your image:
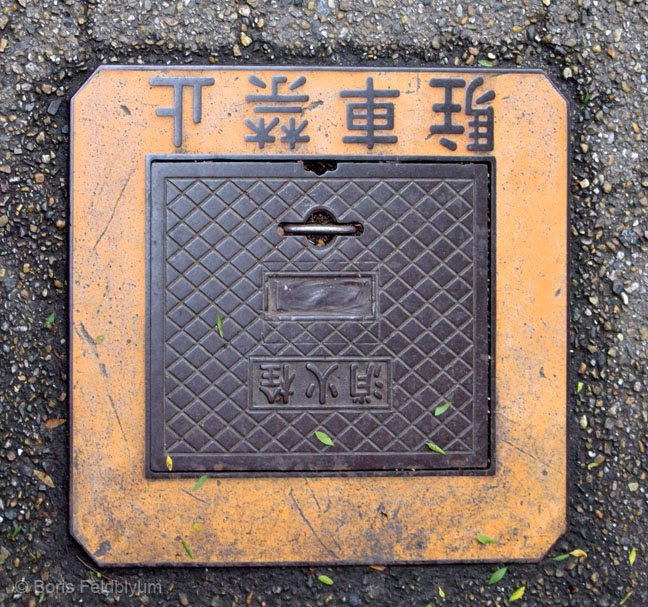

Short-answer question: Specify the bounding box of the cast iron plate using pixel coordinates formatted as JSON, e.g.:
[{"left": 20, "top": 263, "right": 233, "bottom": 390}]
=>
[{"left": 147, "top": 161, "right": 491, "bottom": 474}]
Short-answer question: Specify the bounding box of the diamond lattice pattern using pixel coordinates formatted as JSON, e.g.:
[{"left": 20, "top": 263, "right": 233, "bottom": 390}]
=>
[{"left": 159, "top": 168, "right": 485, "bottom": 464}]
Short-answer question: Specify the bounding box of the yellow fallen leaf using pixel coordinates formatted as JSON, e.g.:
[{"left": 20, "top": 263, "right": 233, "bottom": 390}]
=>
[
  {"left": 509, "top": 586, "right": 525, "bottom": 602},
  {"left": 570, "top": 549, "right": 587, "bottom": 558},
  {"left": 369, "top": 565, "right": 386, "bottom": 571},
  {"left": 439, "top": 586, "right": 445, "bottom": 598},
  {"left": 629, "top": 547, "right": 636, "bottom": 566},
  {"left": 33, "top": 469, "right": 54, "bottom": 488},
  {"left": 166, "top": 455, "right": 173, "bottom": 471}
]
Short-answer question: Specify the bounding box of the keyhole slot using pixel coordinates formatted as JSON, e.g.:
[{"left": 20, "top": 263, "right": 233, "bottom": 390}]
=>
[{"left": 279, "top": 210, "right": 364, "bottom": 247}]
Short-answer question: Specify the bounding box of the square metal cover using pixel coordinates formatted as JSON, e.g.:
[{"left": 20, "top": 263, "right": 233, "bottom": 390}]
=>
[
  {"left": 147, "top": 161, "right": 491, "bottom": 474},
  {"left": 72, "top": 67, "right": 568, "bottom": 566}
]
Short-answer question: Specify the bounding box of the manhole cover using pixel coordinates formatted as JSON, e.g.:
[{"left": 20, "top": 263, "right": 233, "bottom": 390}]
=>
[
  {"left": 71, "top": 67, "right": 568, "bottom": 565},
  {"left": 148, "top": 161, "right": 491, "bottom": 474}
]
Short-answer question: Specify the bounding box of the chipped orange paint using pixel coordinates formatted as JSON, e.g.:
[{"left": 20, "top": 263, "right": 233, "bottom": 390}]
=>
[{"left": 70, "top": 67, "right": 568, "bottom": 566}]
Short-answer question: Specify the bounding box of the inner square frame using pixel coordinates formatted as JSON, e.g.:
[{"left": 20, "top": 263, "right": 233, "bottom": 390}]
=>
[
  {"left": 146, "top": 159, "right": 493, "bottom": 476},
  {"left": 70, "top": 66, "right": 568, "bottom": 566}
]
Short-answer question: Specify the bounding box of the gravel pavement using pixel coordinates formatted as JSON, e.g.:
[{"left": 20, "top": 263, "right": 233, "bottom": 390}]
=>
[{"left": 0, "top": 0, "right": 647, "bottom": 605}]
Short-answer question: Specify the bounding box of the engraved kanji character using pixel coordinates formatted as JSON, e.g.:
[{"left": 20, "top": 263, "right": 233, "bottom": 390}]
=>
[
  {"left": 465, "top": 77, "right": 495, "bottom": 151},
  {"left": 428, "top": 78, "right": 466, "bottom": 151},
  {"left": 244, "top": 116, "right": 280, "bottom": 149},
  {"left": 150, "top": 76, "right": 215, "bottom": 147},
  {"left": 244, "top": 75, "right": 311, "bottom": 149},
  {"left": 350, "top": 362, "right": 385, "bottom": 405},
  {"left": 259, "top": 363, "right": 295, "bottom": 404},
  {"left": 340, "top": 77, "right": 400, "bottom": 149},
  {"left": 305, "top": 363, "right": 339, "bottom": 405}
]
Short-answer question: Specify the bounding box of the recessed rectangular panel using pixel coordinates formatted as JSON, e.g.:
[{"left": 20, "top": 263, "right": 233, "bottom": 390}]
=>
[
  {"left": 147, "top": 161, "right": 491, "bottom": 474},
  {"left": 264, "top": 273, "right": 375, "bottom": 320}
]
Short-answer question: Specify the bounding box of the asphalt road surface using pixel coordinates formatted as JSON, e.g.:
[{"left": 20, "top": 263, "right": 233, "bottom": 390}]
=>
[{"left": 0, "top": 0, "right": 647, "bottom": 605}]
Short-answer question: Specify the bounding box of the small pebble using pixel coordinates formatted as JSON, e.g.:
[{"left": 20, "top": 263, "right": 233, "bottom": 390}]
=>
[
  {"left": 47, "top": 99, "right": 62, "bottom": 115},
  {"left": 0, "top": 547, "right": 10, "bottom": 566}
]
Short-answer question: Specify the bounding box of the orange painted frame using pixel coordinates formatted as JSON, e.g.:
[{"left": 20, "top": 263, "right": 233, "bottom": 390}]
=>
[{"left": 70, "top": 67, "right": 568, "bottom": 566}]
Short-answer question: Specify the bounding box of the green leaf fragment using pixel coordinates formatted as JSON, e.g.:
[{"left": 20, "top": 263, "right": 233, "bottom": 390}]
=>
[
  {"left": 426, "top": 441, "right": 446, "bottom": 455},
  {"left": 588, "top": 455, "right": 605, "bottom": 469},
  {"left": 315, "top": 430, "right": 334, "bottom": 446},
  {"left": 192, "top": 523, "right": 200, "bottom": 531},
  {"left": 582, "top": 91, "right": 590, "bottom": 104},
  {"left": 11, "top": 524, "right": 22, "bottom": 538},
  {"left": 553, "top": 553, "right": 570, "bottom": 561},
  {"left": 476, "top": 534, "right": 496, "bottom": 545},
  {"left": 194, "top": 475, "right": 208, "bottom": 491},
  {"left": 39, "top": 593, "right": 45, "bottom": 603},
  {"left": 94, "top": 334, "right": 105, "bottom": 344},
  {"left": 45, "top": 312, "right": 56, "bottom": 328},
  {"left": 217, "top": 314, "right": 224, "bottom": 339},
  {"left": 576, "top": 381, "right": 584, "bottom": 393},
  {"left": 181, "top": 540, "right": 193, "bottom": 559},
  {"left": 620, "top": 591, "right": 632, "bottom": 605},
  {"left": 478, "top": 59, "right": 495, "bottom": 67},
  {"left": 434, "top": 402, "right": 452, "bottom": 416},
  {"left": 317, "top": 574, "right": 333, "bottom": 586},
  {"left": 488, "top": 566, "right": 508, "bottom": 585},
  {"left": 509, "top": 586, "right": 525, "bottom": 602}
]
